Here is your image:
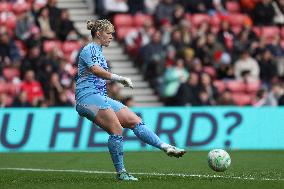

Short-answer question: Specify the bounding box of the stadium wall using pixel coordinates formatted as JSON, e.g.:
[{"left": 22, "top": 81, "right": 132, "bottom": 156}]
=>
[{"left": 0, "top": 107, "right": 283, "bottom": 152}]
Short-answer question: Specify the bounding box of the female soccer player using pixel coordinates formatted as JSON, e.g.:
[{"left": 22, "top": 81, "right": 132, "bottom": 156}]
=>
[{"left": 75, "top": 19, "right": 186, "bottom": 181}]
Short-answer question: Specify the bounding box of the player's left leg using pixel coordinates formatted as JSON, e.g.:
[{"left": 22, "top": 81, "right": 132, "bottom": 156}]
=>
[
  {"left": 107, "top": 97, "right": 186, "bottom": 158},
  {"left": 116, "top": 107, "right": 186, "bottom": 158}
]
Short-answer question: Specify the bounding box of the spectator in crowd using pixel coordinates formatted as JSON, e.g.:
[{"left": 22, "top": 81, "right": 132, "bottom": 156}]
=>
[
  {"left": 258, "top": 49, "right": 278, "bottom": 85},
  {"left": 57, "top": 9, "right": 80, "bottom": 41},
  {"left": 15, "top": 7, "right": 35, "bottom": 41},
  {"left": 144, "top": 0, "right": 160, "bottom": 14},
  {"left": 197, "top": 90, "right": 213, "bottom": 106},
  {"left": 37, "top": 7, "right": 56, "bottom": 39},
  {"left": 0, "top": 29, "right": 21, "bottom": 66},
  {"left": 11, "top": 91, "right": 31, "bottom": 107},
  {"left": 172, "top": 4, "right": 186, "bottom": 25},
  {"left": 127, "top": 0, "right": 145, "bottom": 15},
  {"left": 216, "top": 52, "right": 234, "bottom": 80},
  {"left": 20, "top": 70, "right": 44, "bottom": 105},
  {"left": 20, "top": 45, "right": 43, "bottom": 79},
  {"left": 0, "top": 93, "right": 9, "bottom": 107},
  {"left": 234, "top": 50, "right": 260, "bottom": 82},
  {"left": 55, "top": 90, "right": 73, "bottom": 106},
  {"left": 175, "top": 72, "right": 200, "bottom": 106},
  {"left": 122, "top": 96, "right": 135, "bottom": 107},
  {"left": 178, "top": 19, "right": 192, "bottom": 47},
  {"left": 267, "top": 35, "right": 284, "bottom": 57},
  {"left": 240, "top": 0, "right": 258, "bottom": 14},
  {"left": 267, "top": 83, "right": 284, "bottom": 105},
  {"left": 253, "top": 88, "right": 272, "bottom": 106},
  {"left": 181, "top": 0, "right": 207, "bottom": 13},
  {"left": 195, "top": 33, "right": 224, "bottom": 66},
  {"left": 164, "top": 45, "right": 177, "bottom": 67},
  {"left": 162, "top": 58, "right": 189, "bottom": 105},
  {"left": 199, "top": 72, "right": 218, "bottom": 105},
  {"left": 103, "top": 0, "right": 128, "bottom": 18},
  {"left": 125, "top": 20, "right": 154, "bottom": 57},
  {"left": 169, "top": 29, "right": 185, "bottom": 53},
  {"left": 140, "top": 31, "right": 165, "bottom": 80},
  {"left": 217, "top": 90, "right": 235, "bottom": 105},
  {"left": 45, "top": 0, "right": 62, "bottom": 31},
  {"left": 154, "top": 0, "right": 175, "bottom": 25},
  {"left": 45, "top": 72, "right": 63, "bottom": 106},
  {"left": 217, "top": 21, "right": 235, "bottom": 50},
  {"left": 272, "top": 0, "right": 284, "bottom": 25},
  {"left": 253, "top": 0, "right": 275, "bottom": 25},
  {"left": 25, "top": 26, "right": 42, "bottom": 49}
]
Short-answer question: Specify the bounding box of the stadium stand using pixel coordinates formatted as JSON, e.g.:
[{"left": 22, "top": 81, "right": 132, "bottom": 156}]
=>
[{"left": 1, "top": 0, "right": 284, "bottom": 107}]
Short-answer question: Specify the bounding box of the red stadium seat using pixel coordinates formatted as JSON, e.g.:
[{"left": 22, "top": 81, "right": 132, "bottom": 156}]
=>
[
  {"left": 185, "top": 13, "right": 191, "bottom": 23},
  {"left": 226, "top": 80, "right": 246, "bottom": 92},
  {"left": 15, "top": 40, "right": 27, "bottom": 57},
  {"left": 3, "top": 67, "right": 20, "bottom": 81},
  {"left": 261, "top": 26, "right": 280, "bottom": 41},
  {"left": 113, "top": 14, "right": 133, "bottom": 28},
  {"left": 43, "top": 40, "right": 62, "bottom": 53},
  {"left": 231, "top": 25, "right": 242, "bottom": 35},
  {"left": 0, "top": 2, "right": 13, "bottom": 12},
  {"left": 133, "top": 13, "right": 153, "bottom": 27},
  {"left": 5, "top": 82, "right": 18, "bottom": 96},
  {"left": 4, "top": 95, "right": 14, "bottom": 106},
  {"left": 226, "top": 1, "right": 240, "bottom": 13},
  {"left": 245, "top": 81, "right": 261, "bottom": 94},
  {"left": 191, "top": 14, "right": 210, "bottom": 27},
  {"left": 213, "top": 80, "right": 226, "bottom": 93},
  {"left": 13, "top": 2, "right": 30, "bottom": 14},
  {"left": 116, "top": 27, "right": 137, "bottom": 41},
  {"left": 226, "top": 13, "right": 248, "bottom": 27},
  {"left": 252, "top": 26, "right": 261, "bottom": 37},
  {"left": 210, "top": 15, "right": 221, "bottom": 27},
  {"left": 232, "top": 93, "right": 252, "bottom": 106},
  {"left": 280, "top": 27, "right": 284, "bottom": 39},
  {"left": 203, "top": 66, "right": 216, "bottom": 79},
  {"left": 0, "top": 80, "right": 7, "bottom": 93},
  {"left": 281, "top": 40, "right": 284, "bottom": 49},
  {"left": 62, "top": 41, "right": 81, "bottom": 54}
]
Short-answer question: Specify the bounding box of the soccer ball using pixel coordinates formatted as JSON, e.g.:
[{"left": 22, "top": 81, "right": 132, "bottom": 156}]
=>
[{"left": 208, "top": 149, "right": 231, "bottom": 172}]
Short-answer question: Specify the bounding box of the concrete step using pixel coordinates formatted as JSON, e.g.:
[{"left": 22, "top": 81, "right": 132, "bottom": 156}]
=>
[
  {"left": 134, "top": 102, "right": 164, "bottom": 107},
  {"left": 127, "top": 75, "right": 144, "bottom": 81},
  {"left": 106, "top": 54, "right": 129, "bottom": 61},
  {"left": 57, "top": 2, "right": 88, "bottom": 9},
  {"left": 70, "top": 15, "right": 94, "bottom": 22},
  {"left": 68, "top": 9, "right": 93, "bottom": 15},
  {"left": 111, "top": 67, "right": 139, "bottom": 75},
  {"left": 103, "top": 48, "right": 124, "bottom": 55},
  {"left": 132, "top": 81, "right": 149, "bottom": 88},
  {"left": 109, "top": 62, "right": 133, "bottom": 68},
  {"left": 121, "top": 88, "right": 154, "bottom": 96},
  {"left": 133, "top": 95, "right": 159, "bottom": 102},
  {"left": 58, "top": 0, "right": 81, "bottom": 2}
]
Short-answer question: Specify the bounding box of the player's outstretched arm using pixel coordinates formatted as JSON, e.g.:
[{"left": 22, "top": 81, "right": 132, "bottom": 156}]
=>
[{"left": 90, "top": 65, "right": 133, "bottom": 88}]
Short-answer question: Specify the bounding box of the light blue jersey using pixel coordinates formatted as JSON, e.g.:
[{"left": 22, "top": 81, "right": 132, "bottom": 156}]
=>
[
  {"left": 75, "top": 42, "right": 125, "bottom": 121},
  {"left": 75, "top": 42, "right": 108, "bottom": 102}
]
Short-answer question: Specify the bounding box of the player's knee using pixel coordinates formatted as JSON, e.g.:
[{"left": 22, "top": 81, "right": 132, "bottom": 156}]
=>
[
  {"left": 110, "top": 125, "right": 123, "bottom": 135},
  {"left": 126, "top": 116, "right": 141, "bottom": 129}
]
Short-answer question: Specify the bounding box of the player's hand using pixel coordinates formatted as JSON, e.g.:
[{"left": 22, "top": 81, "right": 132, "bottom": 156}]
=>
[{"left": 120, "top": 77, "right": 133, "bottom": 89}]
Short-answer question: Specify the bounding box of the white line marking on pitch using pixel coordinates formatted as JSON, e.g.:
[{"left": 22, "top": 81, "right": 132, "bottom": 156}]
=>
[{"left": 0, "top": 167, "right": 283, "bottom": 182}]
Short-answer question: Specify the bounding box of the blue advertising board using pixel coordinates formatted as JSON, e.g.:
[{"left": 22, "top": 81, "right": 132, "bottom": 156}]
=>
[{"left": 0, "top": 107, "right": 284, "bottom": 152}]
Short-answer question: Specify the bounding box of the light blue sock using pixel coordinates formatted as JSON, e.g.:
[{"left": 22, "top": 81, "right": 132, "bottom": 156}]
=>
[
  {"left": 108, "top": 135, "right": 125, "bottom": 173},
  {"left": 133, "top": 122, "right": 163, "bottom": 149}
]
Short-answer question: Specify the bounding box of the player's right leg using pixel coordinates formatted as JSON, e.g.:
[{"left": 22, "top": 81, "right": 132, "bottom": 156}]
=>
[{"left": 75, "top": 95, "right": 137, "bottom": 181}]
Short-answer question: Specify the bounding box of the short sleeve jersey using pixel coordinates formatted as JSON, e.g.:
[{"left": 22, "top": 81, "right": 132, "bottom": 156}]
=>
[{"left": 75, "top": 43, "right": 108, "bottom": 102}]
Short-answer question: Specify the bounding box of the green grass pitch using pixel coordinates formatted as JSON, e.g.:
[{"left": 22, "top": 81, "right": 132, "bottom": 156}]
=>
[{"left": 0, "top": 151, "right": 283, "bottom": 189}]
